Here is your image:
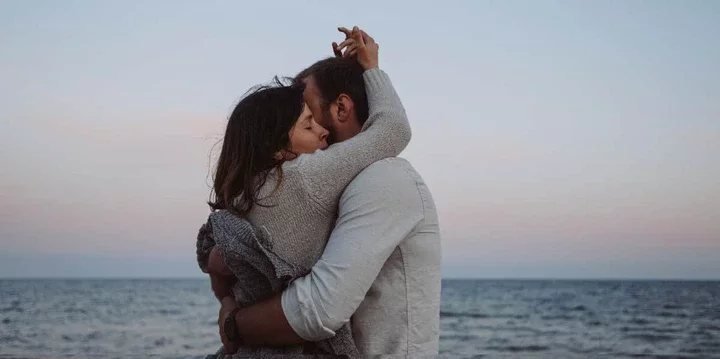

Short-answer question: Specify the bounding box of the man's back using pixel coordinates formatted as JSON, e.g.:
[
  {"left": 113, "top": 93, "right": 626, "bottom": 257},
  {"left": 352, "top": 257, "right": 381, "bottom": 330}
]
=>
[
  {"left": 281, "top": 157, "right": 441, "bottom": 355},
  {"left": 345, "top": 157, "right": 442, "bottom": 354}
]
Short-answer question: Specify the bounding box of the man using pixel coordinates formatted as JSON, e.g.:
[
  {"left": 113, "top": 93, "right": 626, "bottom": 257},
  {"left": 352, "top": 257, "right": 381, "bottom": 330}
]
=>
[{"left": 215, "top": 27, "right": 442, "bottom": 356}]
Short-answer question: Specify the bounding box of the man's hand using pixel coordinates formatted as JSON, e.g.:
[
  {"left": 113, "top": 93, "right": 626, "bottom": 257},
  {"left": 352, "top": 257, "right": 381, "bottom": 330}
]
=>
[
  {"left": 334, "top": 26, "right": 379, "bottom": 70},
  {"left": 218, "top": 295, "right": 239, "bottom": 354},
  {"left": 331, "top": 26, "right": 351, "bottom": 57}
]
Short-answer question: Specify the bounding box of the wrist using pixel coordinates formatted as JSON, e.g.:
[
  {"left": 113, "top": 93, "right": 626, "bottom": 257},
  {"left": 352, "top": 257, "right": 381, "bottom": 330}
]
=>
[{"left": 224, "top": 307, "right": 243, "bottom": 345}]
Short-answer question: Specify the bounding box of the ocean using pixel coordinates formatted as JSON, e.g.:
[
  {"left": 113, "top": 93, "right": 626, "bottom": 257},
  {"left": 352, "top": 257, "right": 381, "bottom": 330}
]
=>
[{"left": 1, "top": 279, "right": 719, "bottom": 358}]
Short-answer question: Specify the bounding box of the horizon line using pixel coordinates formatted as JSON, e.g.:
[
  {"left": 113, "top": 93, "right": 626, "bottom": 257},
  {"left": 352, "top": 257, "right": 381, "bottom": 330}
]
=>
[{"left": 1, "top": 277, "right": 718, "bottom": 281}]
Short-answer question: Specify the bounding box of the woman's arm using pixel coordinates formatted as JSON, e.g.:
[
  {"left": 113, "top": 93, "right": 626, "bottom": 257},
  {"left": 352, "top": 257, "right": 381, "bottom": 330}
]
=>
[{"left": 294, "top": 30, "right": 411, "bottom": 211}]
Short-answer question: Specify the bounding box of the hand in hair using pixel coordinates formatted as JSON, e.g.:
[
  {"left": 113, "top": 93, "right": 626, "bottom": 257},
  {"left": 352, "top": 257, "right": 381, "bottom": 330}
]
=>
[{"left": 333, "top": 26, "right": 380, "bottom": 71}]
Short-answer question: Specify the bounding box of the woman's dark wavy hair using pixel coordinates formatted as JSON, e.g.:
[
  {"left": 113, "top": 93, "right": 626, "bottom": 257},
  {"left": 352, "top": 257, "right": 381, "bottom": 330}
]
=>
[{"left": 208, "top": 77, "right": 306, "bottom": 216}]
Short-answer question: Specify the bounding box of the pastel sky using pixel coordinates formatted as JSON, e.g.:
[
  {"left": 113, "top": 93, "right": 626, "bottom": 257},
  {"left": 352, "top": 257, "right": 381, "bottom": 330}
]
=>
[{"left": 1, "top": 1, "right": 718, "bottom": 279}]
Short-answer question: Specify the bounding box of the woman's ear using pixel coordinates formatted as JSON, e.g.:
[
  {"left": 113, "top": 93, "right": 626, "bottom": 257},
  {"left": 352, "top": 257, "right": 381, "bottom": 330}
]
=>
[{"left": 335, "top": 94, "right": 355, "bottom": 123}]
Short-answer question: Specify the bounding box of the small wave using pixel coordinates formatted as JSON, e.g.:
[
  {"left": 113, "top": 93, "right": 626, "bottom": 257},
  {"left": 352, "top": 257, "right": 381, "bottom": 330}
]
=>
[
  {"left": 572, "top": 305, "right": 587, "bottom": 311},
  {"left": 697, "top": 340, "right": 720, "bottom": 348},
  {"left": 440, "top": 334, "right": 478, "bottom": 342},
  {"left": 440, "top": 311, "right": 529, "bottom": 320},
  {"left": 629, "top": 318, "right": 652, "bottom": 325},
  {"left": 626, "top": 333, "right": 676, "bottom": 343},
  {"left": 156, "top": 309, "right": 183, "bottom": 315},
  {"left": 440, "top": 311, "right": 489, "bottom": 319},
  {"left": 64, "top": 307, "right": 87, "bottom": 314},
  {"left": 663, "top": 303, "right": 682, "bottom": 310},
  {"left": 0, "top": 335, "right": 31, "bottom": 344},
  {"left": 616, "top": 354, "right": 653, "bottom": 358},
  {"left": 0, "top": 307, "right": 23, "bottom": 313},
  {"left": 486, "top": 345, "right": 550, "bottom": 352},
  {"left": 699, "top": 323, "right": 720, "bottom": 332},
  {"left": 680, "top": 347, "right": 704, "bottom": 354},
  {"left": 2, "top": 318, "right": 11, "bottom": 324},
  {"left": 541, "top": 314, "right": 575, "bottom": 321},
  {"left": 657, "top": 311, "right": 688, "bottom": 318},
  {"left": 86, "top": 331, "right": 102, "bottom": 340},
  {"left": 154, "top": 337, "right": 173, "bottom": 347}
]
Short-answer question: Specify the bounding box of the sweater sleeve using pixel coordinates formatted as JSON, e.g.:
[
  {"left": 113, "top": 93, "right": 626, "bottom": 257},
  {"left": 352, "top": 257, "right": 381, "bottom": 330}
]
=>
[{"left": 291, "top": 68, "right": 411, "bottom": 211}]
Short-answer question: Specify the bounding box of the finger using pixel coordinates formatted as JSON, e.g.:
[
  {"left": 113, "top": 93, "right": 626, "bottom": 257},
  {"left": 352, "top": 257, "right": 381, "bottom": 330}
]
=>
[
  {"left": 337, "top": 27, "right": 352, "bottom": 38},
  {"left": 343, "top": 45, "right": 358, "bottom": 57},
  {"left": 360, "top": 30, "right": 374, "bottom": 45},
  {"left": 332, "top": 42, "right": 342, "bottom": 57},
  {"left": 352, "top": 26, "right": 366, "bottom": 47},
  {"left": 344, "top": 48, "right": 358, "bottom": 58},
  {"left": 336, "top": 38, "right": 355, "bottom": 50}
]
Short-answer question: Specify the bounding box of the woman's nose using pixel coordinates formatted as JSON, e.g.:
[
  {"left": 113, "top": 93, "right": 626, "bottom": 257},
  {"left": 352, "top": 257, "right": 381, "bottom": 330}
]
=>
[{"left": 319, "top": 128, "right": 329, "bottom": 141}]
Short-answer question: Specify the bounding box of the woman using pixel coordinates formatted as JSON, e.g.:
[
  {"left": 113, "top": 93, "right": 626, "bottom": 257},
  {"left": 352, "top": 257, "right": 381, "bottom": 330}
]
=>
[{"left": 197, "top": 27, "right": 409, "bottom": 357}]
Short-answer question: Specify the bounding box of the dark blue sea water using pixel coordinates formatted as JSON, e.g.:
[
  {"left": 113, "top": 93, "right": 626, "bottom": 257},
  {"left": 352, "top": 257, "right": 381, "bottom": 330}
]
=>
[{"left": 1, "top": 279, "right": 719, "bottom": 358}]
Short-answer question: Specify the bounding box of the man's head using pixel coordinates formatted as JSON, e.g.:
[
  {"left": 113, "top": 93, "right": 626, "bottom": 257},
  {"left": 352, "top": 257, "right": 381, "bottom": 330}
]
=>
[{"left": 295, "top": 57, "right": 369, "bottom": 144}]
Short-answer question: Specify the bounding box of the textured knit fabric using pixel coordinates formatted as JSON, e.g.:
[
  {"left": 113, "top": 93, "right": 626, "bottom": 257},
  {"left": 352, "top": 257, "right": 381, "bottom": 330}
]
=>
[{"left": 196, "top": 211, "right": 358, "bottom": 358}]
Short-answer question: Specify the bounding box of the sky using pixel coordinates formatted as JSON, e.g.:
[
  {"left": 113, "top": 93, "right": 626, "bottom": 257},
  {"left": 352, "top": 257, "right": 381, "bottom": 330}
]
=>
[{"left": 1, "top": 0, "right": 718, "bottom": 279}]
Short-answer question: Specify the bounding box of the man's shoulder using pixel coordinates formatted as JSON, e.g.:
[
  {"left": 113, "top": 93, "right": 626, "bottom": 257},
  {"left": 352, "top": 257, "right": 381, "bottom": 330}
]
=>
[
  {"left": 350, "top": 157, "right": 420, "bottom": 186},
  {"left": 342, "top": 157, "right": 427, "bottom": 208}
]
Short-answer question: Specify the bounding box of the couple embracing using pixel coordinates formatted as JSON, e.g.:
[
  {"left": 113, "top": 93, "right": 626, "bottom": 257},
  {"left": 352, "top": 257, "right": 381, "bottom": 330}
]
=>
[{"left": 196, "top": 26, "right": 441, "bottom": 358}]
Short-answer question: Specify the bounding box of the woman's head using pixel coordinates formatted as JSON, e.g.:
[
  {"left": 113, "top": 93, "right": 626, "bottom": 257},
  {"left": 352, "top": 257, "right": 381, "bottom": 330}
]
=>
[{"left": 209, "top": 78, "right": 329, "bottom": 215}]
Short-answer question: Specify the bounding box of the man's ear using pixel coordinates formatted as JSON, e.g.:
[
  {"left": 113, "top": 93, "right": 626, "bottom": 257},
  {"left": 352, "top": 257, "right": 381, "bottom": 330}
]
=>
[{"left": 335, "top": 94, "right": 355, "bottom": 124}]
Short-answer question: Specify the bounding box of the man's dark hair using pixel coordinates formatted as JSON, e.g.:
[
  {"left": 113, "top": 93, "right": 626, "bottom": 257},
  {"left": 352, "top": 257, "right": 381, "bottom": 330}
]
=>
[{"left": 295, "top": 57, "right": 370, "bottom": 125}]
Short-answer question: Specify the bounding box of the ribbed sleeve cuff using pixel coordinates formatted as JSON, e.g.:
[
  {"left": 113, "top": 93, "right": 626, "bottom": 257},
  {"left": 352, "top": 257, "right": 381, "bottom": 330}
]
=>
[{"left": 363, "top": 68, "right": 392, "bottom": 96}]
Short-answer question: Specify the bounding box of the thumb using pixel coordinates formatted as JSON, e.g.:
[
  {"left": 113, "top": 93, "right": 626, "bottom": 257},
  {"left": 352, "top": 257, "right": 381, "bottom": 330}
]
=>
[{"left": 332, "top": 42, "right": 342, "bottom": 57}]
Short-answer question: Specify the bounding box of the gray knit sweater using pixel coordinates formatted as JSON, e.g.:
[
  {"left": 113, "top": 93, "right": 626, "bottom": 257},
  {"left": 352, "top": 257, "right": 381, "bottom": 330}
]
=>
[{"left": 196, "top": 69, "right": 409, "bottom": 358}]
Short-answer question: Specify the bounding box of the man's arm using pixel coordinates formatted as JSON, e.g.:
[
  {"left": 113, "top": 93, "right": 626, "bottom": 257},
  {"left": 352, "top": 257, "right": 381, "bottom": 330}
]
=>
[{"left": 225, "top": 160, "right": 424, "bottom": 346}]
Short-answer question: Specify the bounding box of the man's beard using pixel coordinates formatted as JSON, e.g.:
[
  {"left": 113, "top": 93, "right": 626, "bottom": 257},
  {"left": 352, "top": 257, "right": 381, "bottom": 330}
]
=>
[{"left": 322, "top": 108, "right": 338, "bottom": 145}]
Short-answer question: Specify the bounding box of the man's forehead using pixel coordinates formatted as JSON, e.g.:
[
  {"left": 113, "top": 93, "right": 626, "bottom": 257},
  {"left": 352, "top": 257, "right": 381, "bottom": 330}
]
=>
[
  {"left": 301, "top": 75, "right": 317, "bottom": 90},
  {"left": 301, "top": 75, "right": 321, "bottom": 101}
]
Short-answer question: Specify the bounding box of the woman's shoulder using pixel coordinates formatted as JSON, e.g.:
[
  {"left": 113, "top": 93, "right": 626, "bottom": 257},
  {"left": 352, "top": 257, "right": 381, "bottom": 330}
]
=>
[{"left": 258, "top": 161, "right": 311, "bottom": 196}]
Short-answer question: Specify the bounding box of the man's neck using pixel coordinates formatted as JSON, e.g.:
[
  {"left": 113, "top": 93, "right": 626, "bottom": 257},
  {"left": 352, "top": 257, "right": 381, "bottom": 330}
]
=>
[{"left": 335, "top": 118, "right": 362, "bottom": 142}]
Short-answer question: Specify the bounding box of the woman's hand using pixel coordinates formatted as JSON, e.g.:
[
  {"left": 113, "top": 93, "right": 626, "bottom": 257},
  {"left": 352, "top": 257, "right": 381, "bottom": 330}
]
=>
[
  {"left": 208, "top": 246, "right": 233, "bottom": 276},
  {"left": 334, "top": 26, "right": 379, "bottom": 71},
  {"left": 208, "top": 246, "right": 236, "bottom": 300},
  {"left": 210, "top": 273, "right": 236, "bottom": 301}
]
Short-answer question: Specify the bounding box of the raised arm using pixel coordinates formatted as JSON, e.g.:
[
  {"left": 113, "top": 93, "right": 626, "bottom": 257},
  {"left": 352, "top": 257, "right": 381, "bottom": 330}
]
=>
[{"left": 292, "top": 28, "right": 411, "bottom": 210}]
